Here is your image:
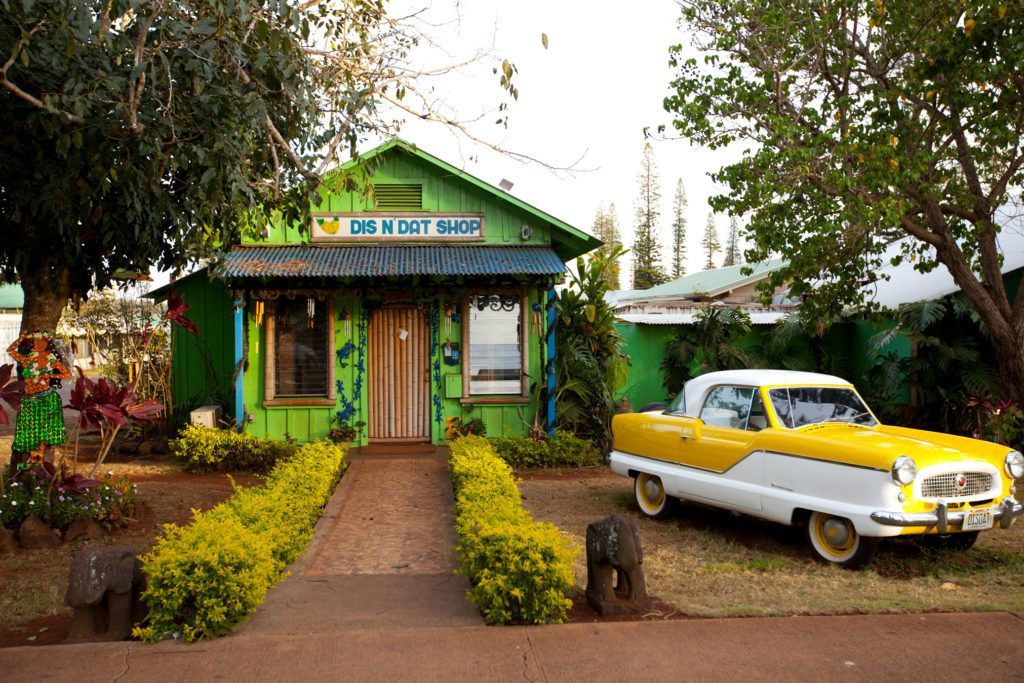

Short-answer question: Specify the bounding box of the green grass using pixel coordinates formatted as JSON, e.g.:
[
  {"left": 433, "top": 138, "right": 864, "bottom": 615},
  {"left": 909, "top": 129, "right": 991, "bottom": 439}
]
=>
[{"left": 518, "top": 471, "right": 1024, "bottom": 618}]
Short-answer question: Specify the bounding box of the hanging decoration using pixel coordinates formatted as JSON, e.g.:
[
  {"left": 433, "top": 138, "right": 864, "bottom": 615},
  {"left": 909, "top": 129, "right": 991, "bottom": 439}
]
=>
[
  {"left": 306, "top": 298, "right": 316, "bottom": 328},
  {"left": 429, "top": 302, "right": 444, "bottom": 426},
  {"left": 254, "top": 300, "right": 265, "bottom": 326},
  {"left": 341, "top": 307, "right": 352, "bottom": 338}
]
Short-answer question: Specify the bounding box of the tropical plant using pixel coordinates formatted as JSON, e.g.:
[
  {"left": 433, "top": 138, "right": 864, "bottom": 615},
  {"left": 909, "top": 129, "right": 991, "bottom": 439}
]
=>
[
  {"left": 665, "top": 0, "right": 1024, "bottom": 403},
  {"left": 661, "top": 305, "right": 752, "bottom": 395},
  {"left": 0, "top": 363, "right": 24, "bottom": 425},
  {"left": 868, "top": 296, "right": 998, "bottom": 432},
  {"left": 556, "top": 246, "right": 630, "bottom": 452}
]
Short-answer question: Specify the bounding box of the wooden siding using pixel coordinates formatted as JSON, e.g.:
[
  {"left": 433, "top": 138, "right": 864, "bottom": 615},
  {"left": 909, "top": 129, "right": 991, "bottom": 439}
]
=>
[{"left": 169, "top": 274, "right": 236, "bottom": 421}]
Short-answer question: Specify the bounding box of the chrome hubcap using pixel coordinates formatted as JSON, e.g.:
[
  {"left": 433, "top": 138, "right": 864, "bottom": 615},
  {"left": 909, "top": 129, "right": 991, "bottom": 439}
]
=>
[
  {"left": 643, "top": 479, "right": 661, "bottom": 501},
  {"left": 823, "top": 518, "right": 849, "bottom": 546}
]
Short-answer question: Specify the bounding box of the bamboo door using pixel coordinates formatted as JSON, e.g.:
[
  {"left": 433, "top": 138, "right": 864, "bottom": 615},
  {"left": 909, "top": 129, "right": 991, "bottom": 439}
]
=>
[{"left": 368, "top": 307, "right": 430, "bottom": 442}]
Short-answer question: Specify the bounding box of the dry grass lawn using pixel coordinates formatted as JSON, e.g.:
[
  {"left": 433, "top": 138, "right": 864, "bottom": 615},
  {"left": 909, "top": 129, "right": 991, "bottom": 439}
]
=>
[{"left": 518, "top": 469, "right": 1024, "bottom": 617}]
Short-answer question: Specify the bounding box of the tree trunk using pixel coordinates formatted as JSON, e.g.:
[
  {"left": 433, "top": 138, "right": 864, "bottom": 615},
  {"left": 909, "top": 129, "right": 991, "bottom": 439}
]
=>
[
  {"left": 19, "top": 267, "right": 73, "bottom": 334},
  {"left": 991, "top": 325, "right": 1024, "bottom": 405}
]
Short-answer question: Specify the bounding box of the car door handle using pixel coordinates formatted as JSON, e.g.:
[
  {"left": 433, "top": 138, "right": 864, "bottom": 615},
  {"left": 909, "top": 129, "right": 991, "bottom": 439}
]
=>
[{"left": 680, "top": 432, "right": 694, "bottom": 440}]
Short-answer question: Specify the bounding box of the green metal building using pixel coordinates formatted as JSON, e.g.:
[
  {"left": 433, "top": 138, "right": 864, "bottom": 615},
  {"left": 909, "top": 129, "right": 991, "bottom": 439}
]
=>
[{"left": 151, "top": 140, "right": 599, "bottom": 446}]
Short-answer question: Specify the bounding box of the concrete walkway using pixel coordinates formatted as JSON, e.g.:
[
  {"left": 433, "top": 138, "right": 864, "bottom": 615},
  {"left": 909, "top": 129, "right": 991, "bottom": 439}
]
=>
[{"left": 238, "top": 446, "right": 482, "bottom": 636}]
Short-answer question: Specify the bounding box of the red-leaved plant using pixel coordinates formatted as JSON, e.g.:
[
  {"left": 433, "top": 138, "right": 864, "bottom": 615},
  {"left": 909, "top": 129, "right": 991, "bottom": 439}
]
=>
[
  {"left": 0, "top": 363, "right": 25, "bottom": 425},
  {"left": 65, "top": 290, "right": 199, "bottom": 477}
]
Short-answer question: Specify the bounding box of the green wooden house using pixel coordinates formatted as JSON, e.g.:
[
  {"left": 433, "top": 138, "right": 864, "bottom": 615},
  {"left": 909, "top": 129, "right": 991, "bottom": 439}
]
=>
[{"left": 150, "top": 139, "right": 599, "bottom": 446}]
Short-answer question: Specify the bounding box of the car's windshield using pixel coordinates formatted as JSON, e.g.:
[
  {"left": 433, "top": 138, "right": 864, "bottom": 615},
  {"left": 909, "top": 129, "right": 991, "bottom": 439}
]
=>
[
  {"left": 666, "top": 388, "right": 686, "bottom": 414},
  {"left": 768, "top": 387, "right": 877, "bottom": 429}
]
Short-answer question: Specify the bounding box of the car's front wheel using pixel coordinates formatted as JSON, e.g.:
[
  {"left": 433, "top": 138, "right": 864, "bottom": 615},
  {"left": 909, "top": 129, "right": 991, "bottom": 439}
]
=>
[
  {"left": 634, "top": 473, "right": 677, "bottom": 519},
  {"left": 807, "top": 511, "right": 878, "bottom": 569}
]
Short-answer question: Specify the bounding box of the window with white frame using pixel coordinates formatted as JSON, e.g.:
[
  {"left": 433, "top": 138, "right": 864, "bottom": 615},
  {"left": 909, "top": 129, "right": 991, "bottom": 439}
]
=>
[{"left": 466, "top": 293, "right": 524, "bottom": 396}]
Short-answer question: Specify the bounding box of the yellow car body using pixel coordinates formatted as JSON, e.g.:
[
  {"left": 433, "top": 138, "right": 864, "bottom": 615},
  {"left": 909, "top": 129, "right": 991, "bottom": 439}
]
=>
[{"left": 609, "top": 370, "right": 1023, "bottom": 566}]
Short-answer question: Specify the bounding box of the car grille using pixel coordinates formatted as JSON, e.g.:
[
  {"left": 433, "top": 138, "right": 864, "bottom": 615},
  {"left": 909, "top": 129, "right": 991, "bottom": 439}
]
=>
[{"left": 920, "top": 472, "right": 993, "bottom": 499}]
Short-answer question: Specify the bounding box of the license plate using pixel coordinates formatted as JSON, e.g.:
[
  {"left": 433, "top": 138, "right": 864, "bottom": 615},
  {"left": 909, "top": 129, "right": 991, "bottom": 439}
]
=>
[{"left": 963, "top": 508, "right": 994, "bottom": 531}]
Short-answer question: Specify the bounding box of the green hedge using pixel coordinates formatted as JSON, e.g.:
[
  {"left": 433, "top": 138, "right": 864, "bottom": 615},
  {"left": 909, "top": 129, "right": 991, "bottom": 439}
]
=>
[
  {"left": 170, "top": 425, "right": 297, "bottom": 473},
  {"left": 449, "top": 436, "right": 576, "bottom": 624},
  {"left": 489, "top": 431, "right": 601, "bottom": 468},
  {"left": 134, "top": 440, "right": 346, "bottom": 642}
]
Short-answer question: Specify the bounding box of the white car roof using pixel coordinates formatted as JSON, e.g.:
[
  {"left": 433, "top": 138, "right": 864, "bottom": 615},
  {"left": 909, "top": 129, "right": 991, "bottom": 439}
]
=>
[{"left": 680, "top": 369, "right": 853, "bottom": 417}]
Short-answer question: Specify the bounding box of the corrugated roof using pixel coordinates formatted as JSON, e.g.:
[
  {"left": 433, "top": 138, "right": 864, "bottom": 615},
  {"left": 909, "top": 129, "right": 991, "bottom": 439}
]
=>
[
  {"left": 219, "top": 245, "right": 567, "bottom": 278},
  {"left": 616, "top": 311, "right": 787, "bottom": 325},
  {"left": 0, "top": 284, "right": 24, "bottom": 309},
  {"left": 621, "top": 259, "right": 788, "bottom": 302}
]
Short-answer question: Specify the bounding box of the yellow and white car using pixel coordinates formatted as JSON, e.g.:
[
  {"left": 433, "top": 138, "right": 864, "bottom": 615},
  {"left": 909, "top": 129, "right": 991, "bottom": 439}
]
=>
[{"left": 610, "top": 370, "right": 1024, "bottom": 568}]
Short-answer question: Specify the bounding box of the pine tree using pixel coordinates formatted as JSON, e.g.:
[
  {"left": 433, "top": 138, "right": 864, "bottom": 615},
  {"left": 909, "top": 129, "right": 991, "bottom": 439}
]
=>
[
  {"left": 670, "top": 179, "right": 688, "bottom": 278},
  {"left": 632, "top": 143, "right": 669, "bottom": 289},
  {"left": 591, "top": 202, "right": 622, "bottom": 290},
  {"left": 701, "top": 212, "right": 721, "bottom": 270},
  {"left": 723, "top": 216, "right": 741, "bottom": 267}
]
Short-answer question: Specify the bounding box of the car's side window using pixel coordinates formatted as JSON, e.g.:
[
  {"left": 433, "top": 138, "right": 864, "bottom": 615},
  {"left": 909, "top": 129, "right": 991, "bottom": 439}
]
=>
[{"left": 700, "top": 386, "right": 758, "bottom": 431}]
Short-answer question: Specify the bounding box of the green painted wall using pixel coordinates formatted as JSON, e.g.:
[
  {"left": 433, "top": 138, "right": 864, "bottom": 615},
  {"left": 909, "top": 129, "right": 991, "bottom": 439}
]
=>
[
  {"left": 249, "top": 150, "right": 554, "bottom": 249},
  {"left": 170, "top": 274, "right": 236, "bottom": 422},
  {"left": 616, "top": 324, "right": 677, "bottom": 409},
  {"left": 242, "top": 287, "right": 546, "bottom": 445}
]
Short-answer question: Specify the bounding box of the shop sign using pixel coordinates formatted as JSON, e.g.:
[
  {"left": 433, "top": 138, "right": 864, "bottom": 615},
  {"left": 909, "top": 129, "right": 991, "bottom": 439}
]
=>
[{"left": 311, "top": 213, "right": 485, "bottom": 242}]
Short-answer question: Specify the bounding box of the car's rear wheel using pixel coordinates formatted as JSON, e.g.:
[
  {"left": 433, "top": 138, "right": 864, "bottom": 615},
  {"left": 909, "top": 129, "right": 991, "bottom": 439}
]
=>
[
  {"left": 807, "top": 511, "right": 878, "bottom": 569},
  {"left": 919, "top": 531, "right": 979, "bottom": 551},
  {"left": 634, "top": 473, "right": 677, "bottom": 519}
]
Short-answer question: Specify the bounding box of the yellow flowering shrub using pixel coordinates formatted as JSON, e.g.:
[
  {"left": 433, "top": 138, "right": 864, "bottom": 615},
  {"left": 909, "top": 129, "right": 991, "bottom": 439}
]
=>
[
  {"left": 171, "top": 424, "right": 298, "bottom": 473},
  {"left": 448, "top": 436, "right": 576, "bottom": 624},
  {"left": 135, "top": 440, "right": 347, "bottom": 642}
]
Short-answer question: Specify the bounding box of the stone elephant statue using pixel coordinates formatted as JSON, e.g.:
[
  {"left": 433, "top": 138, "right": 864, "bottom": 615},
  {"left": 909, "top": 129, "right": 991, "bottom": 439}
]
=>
[
  {"left": 585, "top": 514, "right": 649, "bottom": 616},
  {"left": 65, "top": 547, "right": 147, "bottom": 642}
]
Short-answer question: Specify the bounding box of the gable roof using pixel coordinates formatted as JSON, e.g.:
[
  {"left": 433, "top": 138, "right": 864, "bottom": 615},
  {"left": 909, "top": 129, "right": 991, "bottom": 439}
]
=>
[
  {"left": 332, "top": 138, "right": 601, "bottom": 261},
  {"left": 622, "top": 258, "right": 788, "bottom": 303}
]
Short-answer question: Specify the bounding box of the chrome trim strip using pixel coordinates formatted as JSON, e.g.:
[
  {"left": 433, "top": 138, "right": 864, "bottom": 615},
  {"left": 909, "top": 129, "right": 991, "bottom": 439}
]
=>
[
  {"left": 764, "top": 450, "right": 889, "bottom": 474},
  {"left": 870, "top": 497, "right": 1023, "bottom": 529},
  {"left": 615, "top": 448, "right": 889, "bottom": 475}
]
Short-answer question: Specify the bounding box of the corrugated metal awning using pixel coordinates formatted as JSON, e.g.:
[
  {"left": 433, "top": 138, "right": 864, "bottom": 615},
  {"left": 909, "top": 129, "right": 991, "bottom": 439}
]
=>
[{"left": 219, "top": 245, "right": 566, "bottom": 278}]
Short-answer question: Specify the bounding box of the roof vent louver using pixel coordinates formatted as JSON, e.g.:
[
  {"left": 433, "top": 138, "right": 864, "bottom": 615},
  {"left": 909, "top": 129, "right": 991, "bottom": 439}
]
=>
[{"left": 373, "top": 184, "right": 422, "bottom": 211}]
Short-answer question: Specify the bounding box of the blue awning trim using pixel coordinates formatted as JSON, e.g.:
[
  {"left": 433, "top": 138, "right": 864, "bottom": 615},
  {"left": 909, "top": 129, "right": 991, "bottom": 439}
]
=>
[{"left": 219, "top": 245, "right": 567, "bottom": 278}]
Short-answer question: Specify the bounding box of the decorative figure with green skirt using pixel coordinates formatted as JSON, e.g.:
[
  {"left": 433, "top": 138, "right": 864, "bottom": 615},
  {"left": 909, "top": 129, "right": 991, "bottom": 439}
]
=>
[{"left": 7, "top": 332, "right": 73, "bottom": 465}]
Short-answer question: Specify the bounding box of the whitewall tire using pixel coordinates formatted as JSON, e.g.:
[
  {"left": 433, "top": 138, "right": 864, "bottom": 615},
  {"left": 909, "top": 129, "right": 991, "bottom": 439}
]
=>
[
  {"left": 807, "top": 511, "right": 878, "bottom": 569},
  {"left": 634, "top": 473, "right": 677, "bottom": 520}
]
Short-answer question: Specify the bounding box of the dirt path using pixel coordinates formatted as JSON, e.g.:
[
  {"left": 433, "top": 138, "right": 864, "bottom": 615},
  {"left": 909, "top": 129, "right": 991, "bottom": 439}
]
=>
[{"left": 238, "top": 448, "right": 481, "bottom": 636}]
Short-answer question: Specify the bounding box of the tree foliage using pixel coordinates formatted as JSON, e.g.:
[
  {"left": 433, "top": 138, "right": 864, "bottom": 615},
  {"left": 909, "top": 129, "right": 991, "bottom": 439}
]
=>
[
  {"left": 591, "top": 202, "right": 623, "bottom": 290},
  {"left": 555, "top": 247, "right": 630, "bottom": 452},
  {"left": 723, "top": 216, "right": 741, "bottom": 267},
  {"left": 660, "top": 304, "right": 751, "bottom": 394},
  {"left": 671, "top": 179, "right": 688, "bottom": 277},
  {"left": 631, "top": 143, "right": 669, "bottom": 289},
  {"left": 701, "top": 212, "right": 721, "bottom": 270},
  {"left": 0, "top": 0, "right": 520, "bottom": 331},
  {"left": 665, "top": 0, "right": 1024, "bottom": 400}
]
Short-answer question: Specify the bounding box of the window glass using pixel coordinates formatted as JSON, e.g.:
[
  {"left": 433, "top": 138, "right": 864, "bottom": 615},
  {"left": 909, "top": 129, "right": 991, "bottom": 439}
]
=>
[
  {"left": 699, "top": 386, "right": 758, "bottom": 430},
  {"left": 468, "top": 294, "right": 523, "bottom": 395},
  {"left": 768, "top": 387, "right": 876, "bottom": 429},
  {"left": 666, "top": 388, "right": 687, "bottom": 414},
  {"left": 274, "top": 298, "right": 329, "bottom": 397}
]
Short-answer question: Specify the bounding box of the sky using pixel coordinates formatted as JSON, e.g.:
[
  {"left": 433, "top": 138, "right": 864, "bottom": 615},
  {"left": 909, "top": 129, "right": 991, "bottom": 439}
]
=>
[
  {"left": 373, "top": 0, "right": 739, "bottom": 287},
  {"left": 148, "top": 0, "right": 735, "bottom": 292}
]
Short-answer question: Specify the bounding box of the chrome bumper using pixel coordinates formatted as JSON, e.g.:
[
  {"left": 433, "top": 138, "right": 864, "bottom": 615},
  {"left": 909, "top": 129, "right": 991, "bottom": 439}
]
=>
[{"left": 871, "top": 497, "right": 1023, "bottom": 534}]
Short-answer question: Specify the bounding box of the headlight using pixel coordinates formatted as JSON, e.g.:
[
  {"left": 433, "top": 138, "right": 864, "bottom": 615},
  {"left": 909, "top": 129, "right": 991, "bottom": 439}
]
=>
[
  {"left": 892, "top": 456, "right": 917, "bottom": 486},
  {"left": 1006, "top": 450, "right": 1024, "bottom": 480}
]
